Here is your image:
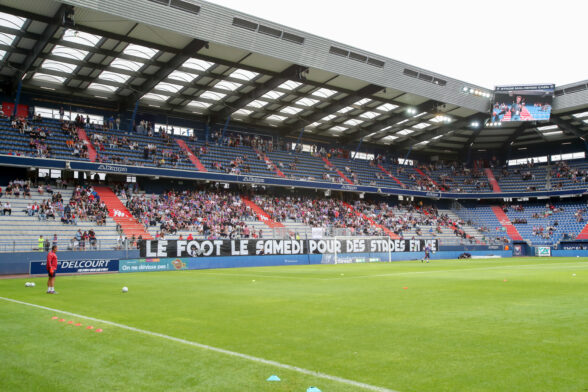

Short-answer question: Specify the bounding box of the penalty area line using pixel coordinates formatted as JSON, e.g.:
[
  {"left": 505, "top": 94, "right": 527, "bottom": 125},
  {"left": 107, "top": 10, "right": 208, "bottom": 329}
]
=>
[{"left": 0, "top": 296, "right": 398, "bottom": 392}]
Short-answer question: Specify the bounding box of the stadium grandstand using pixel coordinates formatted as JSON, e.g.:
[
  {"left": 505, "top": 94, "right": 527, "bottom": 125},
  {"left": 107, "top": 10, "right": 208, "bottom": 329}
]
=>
[{"left": 0, "top": 1, "right": 587, "bottom": 391}]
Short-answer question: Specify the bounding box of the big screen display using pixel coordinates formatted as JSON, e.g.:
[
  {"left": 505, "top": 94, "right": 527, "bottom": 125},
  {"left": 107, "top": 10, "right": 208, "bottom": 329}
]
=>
[{"left": 491, "top": 84, "right": 555, "bottom": 123}]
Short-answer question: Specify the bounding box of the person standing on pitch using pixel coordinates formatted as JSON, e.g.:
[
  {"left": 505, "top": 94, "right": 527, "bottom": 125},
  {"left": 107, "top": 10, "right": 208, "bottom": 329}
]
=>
[
  {"left": 421, "top": 244, "right": 431, "bottom": 263},
  {"left": 46, "top": 245, "right": 58, "bottom": 294}
]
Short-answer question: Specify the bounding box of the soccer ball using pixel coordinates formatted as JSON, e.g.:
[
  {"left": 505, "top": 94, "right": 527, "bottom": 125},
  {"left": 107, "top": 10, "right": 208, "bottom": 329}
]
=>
[
  {"left": 25, "top": 282, "right": 31, "bottom": 287},
  {"left": 122, "top": 286, "right": 128, "bottom": 293},
  {"left": 30, "top": 282, "right": 35, "bottom": 287}
]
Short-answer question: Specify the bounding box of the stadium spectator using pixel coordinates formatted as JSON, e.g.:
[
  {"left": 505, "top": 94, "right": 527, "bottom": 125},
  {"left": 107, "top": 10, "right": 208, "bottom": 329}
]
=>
[{"left": 2, "top": 201, "right": 11, "bottom": 216}]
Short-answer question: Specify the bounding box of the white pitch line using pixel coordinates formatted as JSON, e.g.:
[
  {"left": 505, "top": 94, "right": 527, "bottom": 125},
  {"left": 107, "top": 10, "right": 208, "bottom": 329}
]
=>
[
  {"left": 194, "top": 261, "right": 586, "bottom": 281},
  {"left": 0, "top": 296, "right": 399, "bottom": 392},
  {"left": 338, "top": 261, "right": 588, "bottom": 280}
]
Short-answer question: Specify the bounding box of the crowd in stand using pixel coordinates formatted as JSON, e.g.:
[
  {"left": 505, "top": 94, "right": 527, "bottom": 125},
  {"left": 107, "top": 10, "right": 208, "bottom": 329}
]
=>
[
  {"left": 251, "top": 193, "right": 476, "bottom": 241},
  {"left": 9, "top": 117, "right": 55, "bottom": 158},
  {"left": 503, "top": 203, "right": 568, "bottom": 240},
  {"left": 551, "top": 161, "right": 588, "bottom": 187},
  {"left": 211, "top": 155, "right": 252, "bottom": 174},
  {"left": 209, "top": 131, "right": 275, "bottom": 153},
  {"left": 353, "top": 200, "right": 474, "bottom": 241},
  {"left": 126, "top": 187, "right": 255, "bottom": 239},
  {"left": 8, "top": 112, "right": 588, "bottom": 196},
  {"left": 253, "top": 194, "right": 374, "bottom": 235},
  {"left": 61, "top": 120, "right": 89, "bottom": 159},
  {"left": 3, "top": 179, "right": 32, "bottom": 199},
  {"left": 28, "top": 185, "right": 108, "bottom": 226}
]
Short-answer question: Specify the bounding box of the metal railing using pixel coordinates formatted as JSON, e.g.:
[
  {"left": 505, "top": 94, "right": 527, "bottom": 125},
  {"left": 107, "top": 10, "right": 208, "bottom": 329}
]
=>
[
  {"left": 0, "top": 239, "right": 138, "bottom": 254},
  {"left": 0, "top": 234, "right": 494, "bottom": 255}
]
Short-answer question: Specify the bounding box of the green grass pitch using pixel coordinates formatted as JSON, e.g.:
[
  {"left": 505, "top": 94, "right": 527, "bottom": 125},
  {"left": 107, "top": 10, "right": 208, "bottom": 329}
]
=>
[{"left": 1, "top": 257, "right": 587, "bottom": 392}]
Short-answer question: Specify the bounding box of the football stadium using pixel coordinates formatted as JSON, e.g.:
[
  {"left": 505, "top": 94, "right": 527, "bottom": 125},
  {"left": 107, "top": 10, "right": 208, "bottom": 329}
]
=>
[{"left": 0, "top": 1, "right": 587, "bottom": 391}]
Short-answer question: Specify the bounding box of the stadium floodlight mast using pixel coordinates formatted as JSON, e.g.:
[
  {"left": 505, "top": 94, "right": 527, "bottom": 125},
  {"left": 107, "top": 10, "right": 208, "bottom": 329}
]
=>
[{"left": 485, "top": 120, "right": 502, "bottom": 127}]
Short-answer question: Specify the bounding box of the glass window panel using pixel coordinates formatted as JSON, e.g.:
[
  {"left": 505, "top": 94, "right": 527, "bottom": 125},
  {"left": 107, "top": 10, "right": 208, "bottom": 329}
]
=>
[
  {"left": 266, "top": 114, "right": 287, "bottom": 122},
  {"left": 98, "top": 71, "right": 130, "bottom": 84},
  {"left": 296, "top": 97, "right": 319, "bottom": 106},
  {"left": 51, "top": 45, "right": 88, "bottom": 61},
  {"left": 359, "top": 111, "right": 380, "bottom": 119},
  {"left": 200, "top": 91, "right": 226, "bottom": 100},
  {"left": 278, "top": 80, "right": 301, "bottom": 90},
  {"left": 311, "top": 88, "right": 337, "bottom": 98},
  {"left": 32, "top": 73, "right": 66, "bottom": 84},
  {"left": 280, "top": 106, "right": 303, "bottom": 115},
  {"left": 110, "top": 58, "right": 144, "bottom": 72},
  {"left": 233, "top": 109, "right": 252, "bottom": 116},
  {"left": 377, "top": 103, "right": 399, "bottom": 111},
  {"left": 123, "top": 43, "right": 158, "bottom": 59},
  {"left": 62, "top": 29, "right": 102, "bottom": 47},
  {"left": 187, "top": 101, "right": 212, "bottom": 109},
  {"left": 183, "top": 58, "right": 214, "bottom": 71},
  {"left": 41, "top": 59, "right": 77, "bottom": 73},
  {"left": 214, "top": 80, "right": 242, "bottom": 91},
  {"left": 88, "top": 83, "right": 117, "bottom": 92},
  {"left": 168, "top": 70, "right": 198, "bottom": 83},
  {"left": 154, "top": 82, "right": 183, "bottom": 93},
  {"left": 261, "top": 90, "right": 284, "bottom": 100},
  {"left": 247, "top": 100, "right": 267, "bottom": 109},
  {"left": 141, "top": 93, "right": 169, "bottom": 101},
  {"left": 0, "top": 32, "right": 16, "bottom": 46},
  {"left": 0, "top": 12, "right": 26, "bottom": 29},
  {"left": 229, "top": 69, "right": 258, "bottom": 81}
]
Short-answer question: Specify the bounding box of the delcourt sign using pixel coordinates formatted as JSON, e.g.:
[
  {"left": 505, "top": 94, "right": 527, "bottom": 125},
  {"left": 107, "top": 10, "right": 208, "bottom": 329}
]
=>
[
  {"left": 29, "top": 259, "right": 119, "bottom": 274},
  {"left": 140, "top": 239, "right": 438, "bottom": 258}
]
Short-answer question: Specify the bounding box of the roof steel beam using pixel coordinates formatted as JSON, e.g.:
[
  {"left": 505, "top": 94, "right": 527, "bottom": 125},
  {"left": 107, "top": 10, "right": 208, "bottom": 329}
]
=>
[
  {"left": 12, "top": 4, "right": 72, "bottom": 87},
  {"left": 0, "top": 4, "right": 182, "bottom": 54},
  {"left": 499, "top": 123, "right": 535, "bottom": 151},
  {"left": 392, "top": 115, "right": 480, "bottom": 151},
  {"left": 120, "top": 39, "right": 208, "bottom": 107},
  {"left": 341, "top": 100, "right": 440, "bottom": 144},
  {"left": 212, "top": 64, "right": 308, "bottom": 120},
  {"left": 284, "top": 83, "right": 384, "bottom": 135},
  {"left": 551, "top": 116, "right": 587, "bottom": 138}
]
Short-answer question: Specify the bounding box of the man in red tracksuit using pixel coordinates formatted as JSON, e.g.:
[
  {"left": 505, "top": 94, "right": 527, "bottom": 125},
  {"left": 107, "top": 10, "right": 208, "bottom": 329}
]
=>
[{"left": 46, "top": 245, "right": 58, "bottom": 294}]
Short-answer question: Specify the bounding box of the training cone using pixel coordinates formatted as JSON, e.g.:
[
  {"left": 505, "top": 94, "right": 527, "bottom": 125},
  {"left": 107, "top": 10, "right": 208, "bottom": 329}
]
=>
[{"left": 266, "top": 375, "right": 280, "bottom": 381}]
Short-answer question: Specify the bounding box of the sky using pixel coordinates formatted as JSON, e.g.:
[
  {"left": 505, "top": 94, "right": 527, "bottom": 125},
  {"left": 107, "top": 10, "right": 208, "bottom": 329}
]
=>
[{"left": 208, "top": 0, "right": 587, "bottom": 89}]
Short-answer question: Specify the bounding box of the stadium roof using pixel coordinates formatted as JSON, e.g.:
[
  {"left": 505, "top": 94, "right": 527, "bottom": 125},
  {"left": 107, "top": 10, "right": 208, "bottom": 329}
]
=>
[{"left": 1, "top": 0, "right": 588, "bottom": 157}]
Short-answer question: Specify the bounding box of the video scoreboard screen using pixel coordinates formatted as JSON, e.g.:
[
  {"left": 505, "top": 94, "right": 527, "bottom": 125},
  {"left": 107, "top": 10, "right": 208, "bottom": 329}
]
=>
[{"left": 490, "top": 84, "right": 555, "bottom": 123}]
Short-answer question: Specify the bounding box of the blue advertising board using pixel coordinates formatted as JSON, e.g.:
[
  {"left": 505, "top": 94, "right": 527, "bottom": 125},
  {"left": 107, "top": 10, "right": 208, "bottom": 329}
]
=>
[
  {"left": 119, "top": 258, "right": 188, "bottom": 273},
  {"left": 30, "top": 259, "right": 119, "bottom": 275}
]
